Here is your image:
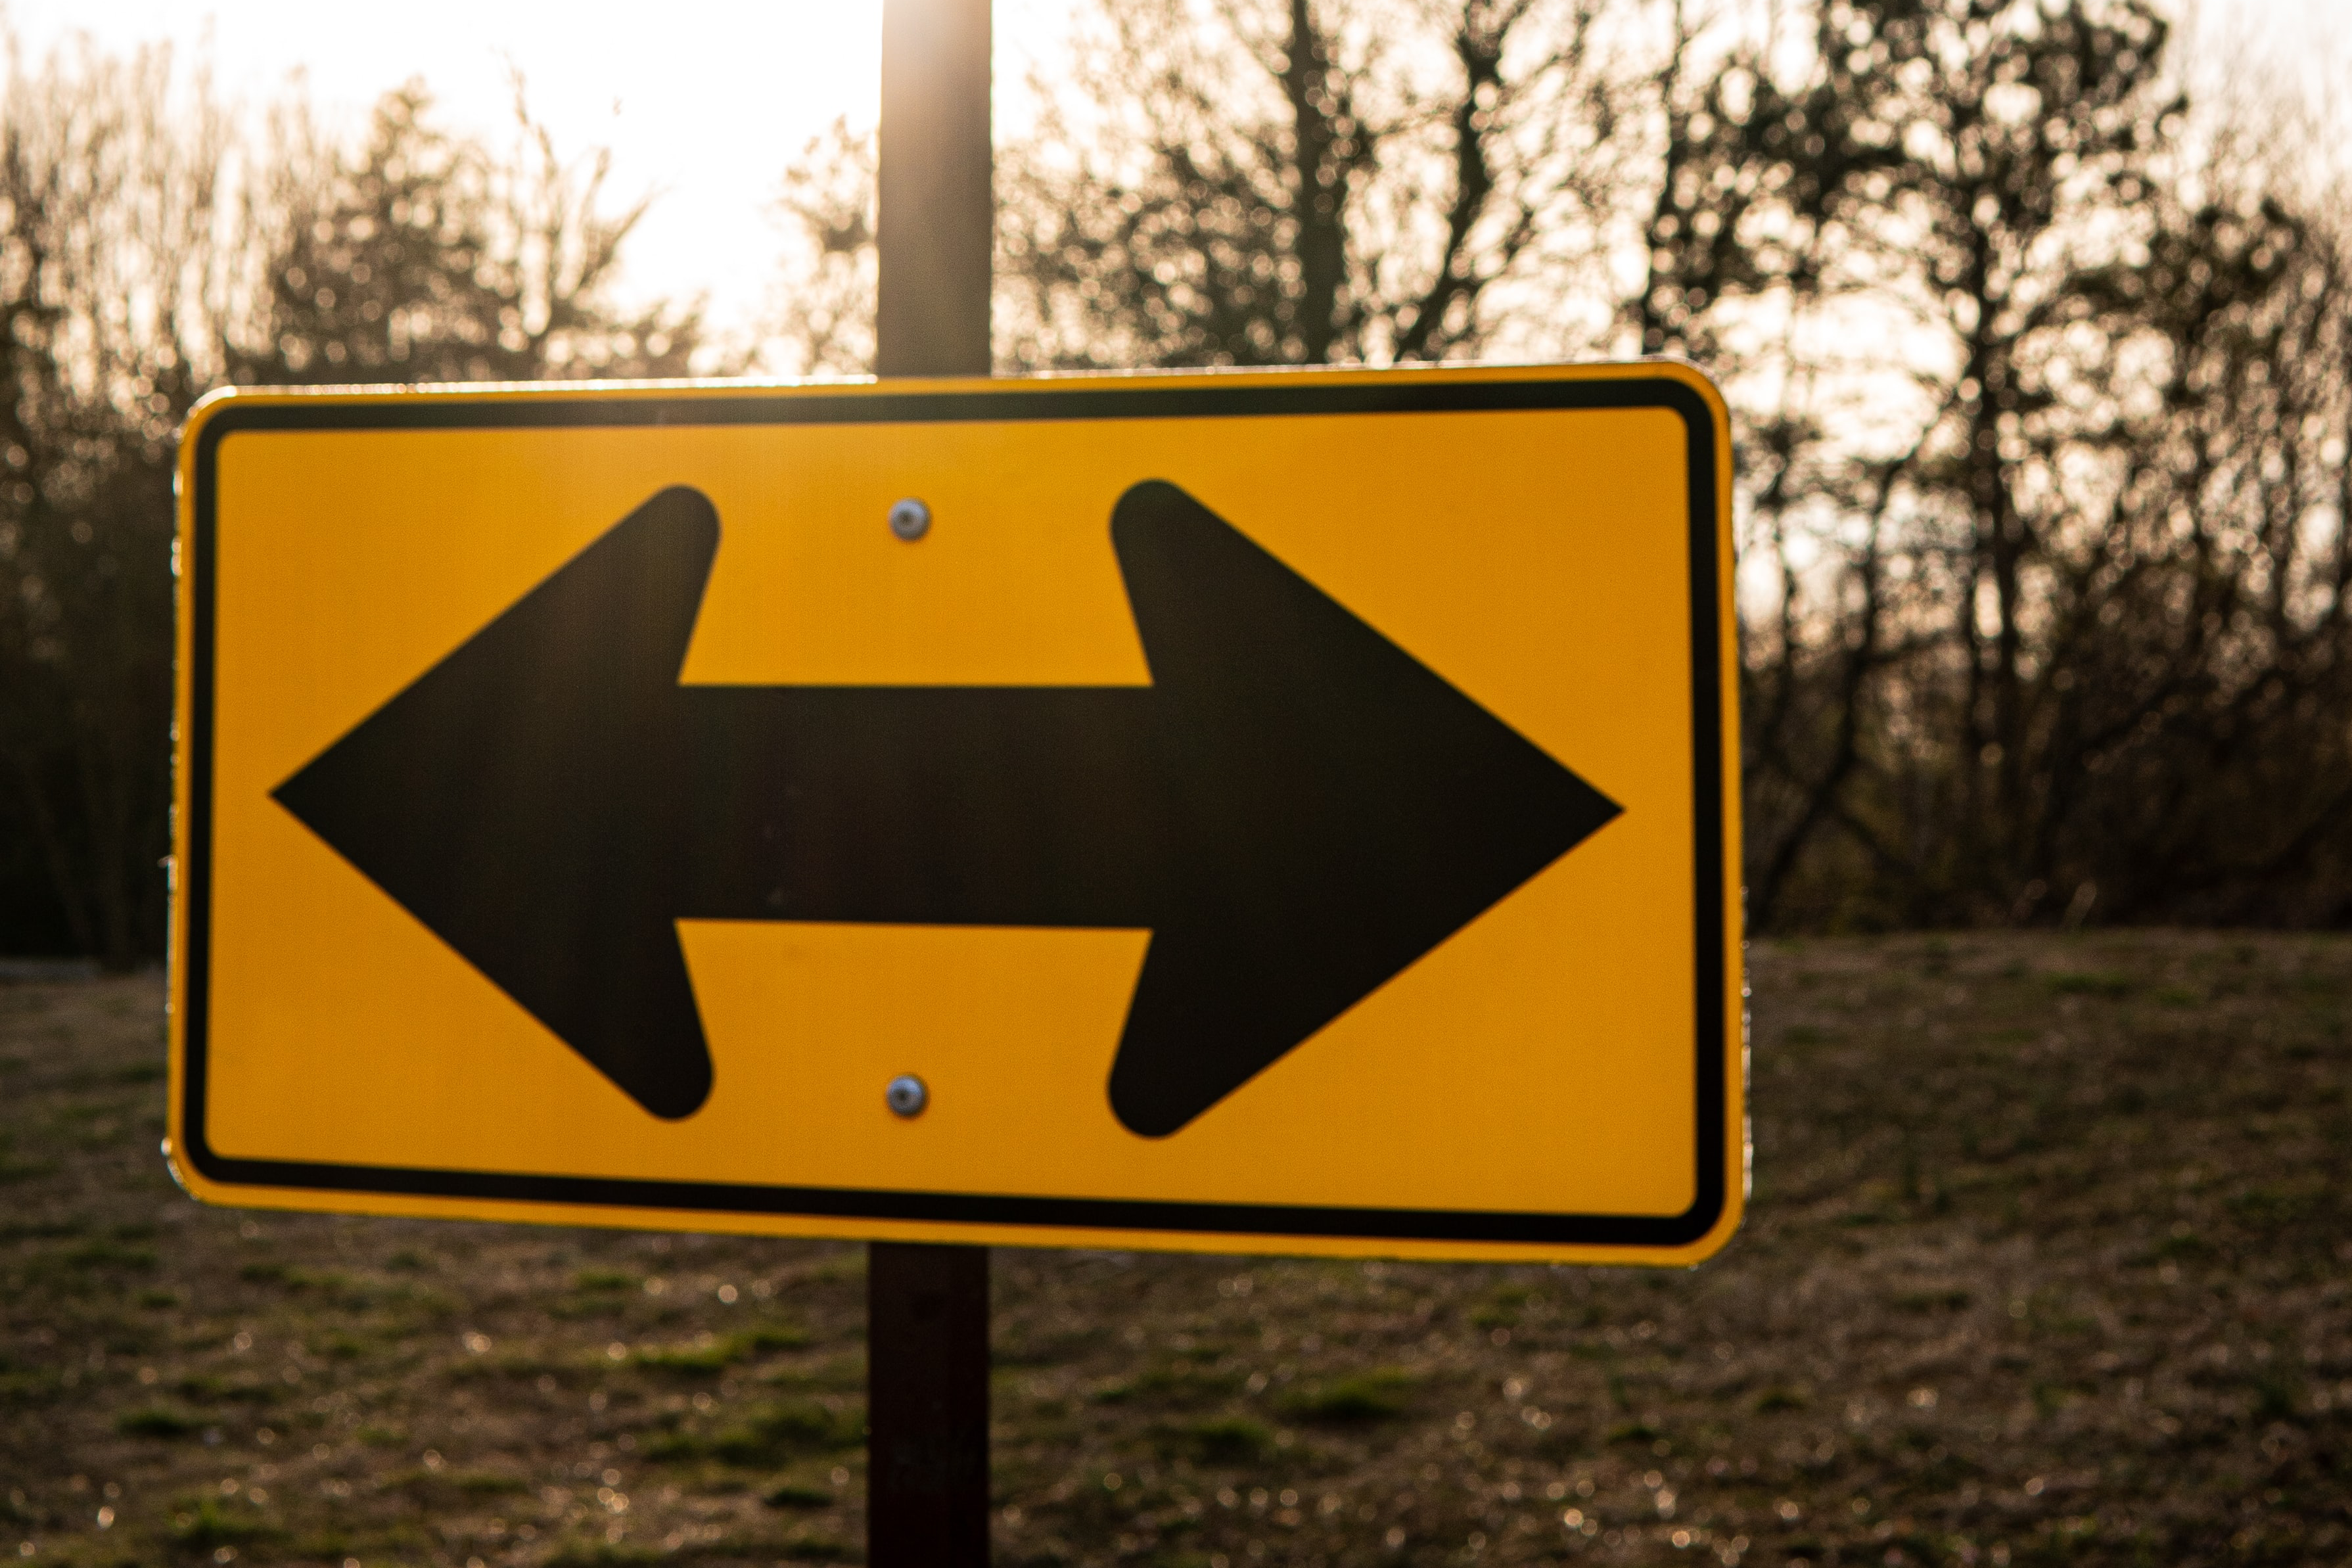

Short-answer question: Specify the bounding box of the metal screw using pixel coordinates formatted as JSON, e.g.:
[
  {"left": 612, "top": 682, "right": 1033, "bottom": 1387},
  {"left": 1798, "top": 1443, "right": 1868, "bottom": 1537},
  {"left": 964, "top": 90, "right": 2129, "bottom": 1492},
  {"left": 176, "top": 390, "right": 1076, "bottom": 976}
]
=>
[
  {"left": 885, "top": 1074, "right": 929, "bottom": 1118},
  {"left": 888, "top": 497, "right": 931, "bottom": 541}
]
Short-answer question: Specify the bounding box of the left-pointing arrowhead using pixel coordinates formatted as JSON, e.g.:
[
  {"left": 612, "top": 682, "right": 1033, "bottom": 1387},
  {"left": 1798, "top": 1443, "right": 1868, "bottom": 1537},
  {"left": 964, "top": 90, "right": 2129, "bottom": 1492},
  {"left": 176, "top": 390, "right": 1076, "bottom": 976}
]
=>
[
  {"left": 1104, "top": 482, "right": 1621, "bottom": 1137},
  {"left": 273, "top": 487, "right": 720, "bottom": 1118}
]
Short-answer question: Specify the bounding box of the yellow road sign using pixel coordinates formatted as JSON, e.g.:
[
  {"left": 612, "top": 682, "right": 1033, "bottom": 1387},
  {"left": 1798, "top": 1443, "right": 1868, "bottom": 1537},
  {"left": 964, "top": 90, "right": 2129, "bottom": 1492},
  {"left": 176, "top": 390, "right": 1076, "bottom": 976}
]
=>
[{"left": 169, "top": 363, "right": 1744, "bottom": 1264}]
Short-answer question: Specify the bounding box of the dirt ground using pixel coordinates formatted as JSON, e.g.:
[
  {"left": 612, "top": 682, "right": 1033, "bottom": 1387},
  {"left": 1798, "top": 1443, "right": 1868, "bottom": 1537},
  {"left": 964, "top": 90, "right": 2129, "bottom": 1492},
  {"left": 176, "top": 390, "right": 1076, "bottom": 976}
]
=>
[{"left": 1, "top": 931, "right": 2346, "bottom": 1566}]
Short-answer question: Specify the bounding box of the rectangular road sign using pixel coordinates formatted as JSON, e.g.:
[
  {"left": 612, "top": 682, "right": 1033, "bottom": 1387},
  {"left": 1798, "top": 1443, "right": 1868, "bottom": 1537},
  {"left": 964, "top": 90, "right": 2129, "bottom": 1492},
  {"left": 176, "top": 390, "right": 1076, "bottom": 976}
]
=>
[{"left": 170, "top": 363, "right": 1744, "bottom": 1264}]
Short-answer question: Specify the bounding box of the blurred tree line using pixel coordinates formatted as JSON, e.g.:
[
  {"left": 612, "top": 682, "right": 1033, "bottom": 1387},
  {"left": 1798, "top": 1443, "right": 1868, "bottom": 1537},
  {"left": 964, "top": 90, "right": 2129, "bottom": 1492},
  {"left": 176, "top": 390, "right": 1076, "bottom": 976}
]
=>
[
  {"left": 790, "top": 0, "right": 2352, "bottom": 933},
  {"left": 0, "top": 44, "right": 703, "bottom": 963},
  {"left": 7, "top": 0, "right": 2350, "bottom": 962}
]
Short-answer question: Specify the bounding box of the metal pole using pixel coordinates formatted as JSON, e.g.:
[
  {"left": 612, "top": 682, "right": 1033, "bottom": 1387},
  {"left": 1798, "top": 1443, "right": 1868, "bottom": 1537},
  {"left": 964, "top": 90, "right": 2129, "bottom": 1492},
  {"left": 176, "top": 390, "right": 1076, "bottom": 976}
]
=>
[
  {"left": 869, "top": 3, "right": 993, "bottom": 1565},
  {"left": 867, "top": 1241, "right": 991, "bottom": 1566},
  {"left": 876, "top": 0, "right": 994, "bottom": 380}
]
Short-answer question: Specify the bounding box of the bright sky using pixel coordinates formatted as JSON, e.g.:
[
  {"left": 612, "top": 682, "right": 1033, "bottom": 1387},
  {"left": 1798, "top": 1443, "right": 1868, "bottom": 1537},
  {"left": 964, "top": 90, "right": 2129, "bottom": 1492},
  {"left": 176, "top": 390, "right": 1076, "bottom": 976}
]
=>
[
  {"left": 5, "top": 0, "right": 2322, "bottom": 359},
  {"left": 7, "top": 0, "right": 1074, "bottom": 354}
]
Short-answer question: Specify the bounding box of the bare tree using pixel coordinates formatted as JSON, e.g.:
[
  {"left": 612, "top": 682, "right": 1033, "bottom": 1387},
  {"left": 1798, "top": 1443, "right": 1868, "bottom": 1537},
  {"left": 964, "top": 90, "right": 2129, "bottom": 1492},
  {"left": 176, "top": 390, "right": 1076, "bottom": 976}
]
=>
[
  {"left": 233, "top": 81, "right": 706, "bottom": 386},
  {"left": 738, "top": 0, "right": 2352, "bottom": 933},
  {"left": 0, "top": 45, "right": 708, "bottom": 963},
  {"left": 764, "top": 116, "right": 877, "bottom": 378},
  {"left": 0, "top": 37, "right": 237, "bottom": 964},
  {"left": 994, "top": 0, "right": 1646, "bottom": 369},
  {"left": 1672, "top": 0, "right": 2352, "bottom": 931}
]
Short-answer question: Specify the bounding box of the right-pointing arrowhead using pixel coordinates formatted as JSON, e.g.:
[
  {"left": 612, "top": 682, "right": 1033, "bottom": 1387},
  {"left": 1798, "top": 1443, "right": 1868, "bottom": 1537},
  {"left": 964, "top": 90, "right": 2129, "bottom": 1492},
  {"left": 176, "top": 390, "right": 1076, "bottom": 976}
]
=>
[
  {"left": 273, "top": 486, "right": 721, "bottom": 1120},
  {"left": 1104, "top": 481, "right": 1621, "bottom": 1137}
]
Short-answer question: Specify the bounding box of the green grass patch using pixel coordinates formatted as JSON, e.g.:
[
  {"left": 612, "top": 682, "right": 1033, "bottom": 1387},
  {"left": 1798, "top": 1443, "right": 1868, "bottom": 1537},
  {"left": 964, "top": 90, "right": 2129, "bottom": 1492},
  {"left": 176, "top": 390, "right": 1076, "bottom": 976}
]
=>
[
  {"left": 1092, "top": 1359, "right": 1243, "bottom": 1407},
  {"left": 60, "top": 1238, "right": 155, "bottom": 1270},
  {"left": 175, "top": 1373, "right": 280, "bottom": 1406},
  {"left": 1892, "top": 1287, "right": 1972, "bottom": 1313},
  {"left": 635, "top": 1335, "right": 743, "bottom": 1373},
  {"left": 168, "top": 1496, "right": 283, "bottom": 1553},
  {"left": 634, "top": 1322, "right": 810, "bottom": 1373},
  {"left": 1469, "top": 1283, "right": 1538, "bottom": 1328},
  {"left": 543, "top": 1540, "right": 664, "bottom": 1568},
  {"left": 553, "top": 1266, "right": 645, "bottom": 1319},
  {"left": 2153, "top": 1230, "right": 2217, "bottom": 1262},
  {"left": 117, "top": 1405, "right": 203, "bottom": 1437},
  {"left": 2251, "top": 1370, "right": 2304, "bottom": 1422},
  {"left": 0, "top": 1367, "right": 61, "bottom": 1406},
  {"left": 574, "top": 1267, "right": 637, "bottom": 1291},
  {"left": 2046, "top": 970, "right": 2134, "bottom": 999},
  {"left": 762, "top": 1477, "right": 837, "bottom": 1509},
  {"left": 391, "top": 1466, "right": 532, "bottom": 1500},
  {"left": 651, "top": 1398, "right": 864, "bottom": 1466},
  {"left": 0, "top": 1133, "right": 57, "bottom": 1184},
  {"left": 2229, "top": 1181, "right": 2327, "bottom": 1228},
  {"left": 312, "top": 1329, "right": 374, "bottom": 1360},
  {"left": 1279, "top": 1368, "right": 1416, "bottom": 1425},
  {"left": 1164, "top": 1415, "right": 1276, "bottom": 1464}
]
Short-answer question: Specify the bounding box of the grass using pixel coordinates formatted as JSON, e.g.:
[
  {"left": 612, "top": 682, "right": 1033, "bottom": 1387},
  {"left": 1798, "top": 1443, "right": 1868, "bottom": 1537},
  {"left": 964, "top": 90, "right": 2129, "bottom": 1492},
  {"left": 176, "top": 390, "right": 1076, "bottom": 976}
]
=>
[
  {"left": 112, "top": 1406, "right": 201, "bottom": 1438},
  {"left": 1, "top": 931, "right": 2349, "bottom": 1565},
  {"left": 632, "top": 1324, "right": 809, "bottom": 1374},
  {"left": 760, "top": 1477, "right": 837, "bottom": 1510},
  {"left": 166, "top": 1495, "right": 283, "bottom": 1553},
  {"left": 2044, "top": 969, "right": 2136, "bottom": 998},
  {"left": 1277, "top": 1367, "right": 1416, "bottom": 1425},
  {"left": 649, "top": 1398, "right": 865, "bottom": 1467},
  {"left": 1164, "top": 1414, "right": 1276, "bottom": 1465}
]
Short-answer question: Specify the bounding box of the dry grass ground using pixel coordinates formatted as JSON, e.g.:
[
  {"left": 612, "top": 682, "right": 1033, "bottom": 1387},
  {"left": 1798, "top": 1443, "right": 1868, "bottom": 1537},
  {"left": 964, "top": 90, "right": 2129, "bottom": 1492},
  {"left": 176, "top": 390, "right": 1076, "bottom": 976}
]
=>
[{"left": 1, "top": 931, "right": 2347, "bottom": 1567}]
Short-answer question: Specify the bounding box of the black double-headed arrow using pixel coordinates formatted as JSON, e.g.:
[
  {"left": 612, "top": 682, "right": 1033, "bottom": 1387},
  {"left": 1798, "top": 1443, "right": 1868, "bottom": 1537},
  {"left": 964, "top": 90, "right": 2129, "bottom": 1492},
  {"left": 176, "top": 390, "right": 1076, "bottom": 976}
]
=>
[{"left": 275, "top": 482, "right": 1619, "bottom": 1136}]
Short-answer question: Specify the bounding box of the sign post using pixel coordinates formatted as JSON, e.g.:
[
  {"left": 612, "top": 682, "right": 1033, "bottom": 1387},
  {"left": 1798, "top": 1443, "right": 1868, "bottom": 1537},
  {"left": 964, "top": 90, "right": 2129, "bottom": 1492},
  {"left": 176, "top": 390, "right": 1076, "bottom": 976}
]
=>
[{"left": 870, "top": 0, "right": 996, "bottom": 1561}]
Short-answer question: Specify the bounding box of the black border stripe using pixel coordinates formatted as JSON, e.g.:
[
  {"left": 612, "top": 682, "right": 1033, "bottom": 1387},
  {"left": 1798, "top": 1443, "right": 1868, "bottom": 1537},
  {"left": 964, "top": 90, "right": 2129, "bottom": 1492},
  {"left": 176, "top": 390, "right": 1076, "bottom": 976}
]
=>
[{"left": 182, "top": 373, "right": 1728, "bottom": 1248}]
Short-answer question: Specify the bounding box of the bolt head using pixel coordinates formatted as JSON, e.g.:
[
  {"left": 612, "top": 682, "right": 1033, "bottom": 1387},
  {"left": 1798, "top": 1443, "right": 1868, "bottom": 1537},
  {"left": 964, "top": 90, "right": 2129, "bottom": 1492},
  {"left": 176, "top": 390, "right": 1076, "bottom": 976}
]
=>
[
  {"left": 888, "top": 497, "right": 931, "bottom": 540},
  {"left": 885, "top": 1074, "right": 928, "bottom": 1118}
]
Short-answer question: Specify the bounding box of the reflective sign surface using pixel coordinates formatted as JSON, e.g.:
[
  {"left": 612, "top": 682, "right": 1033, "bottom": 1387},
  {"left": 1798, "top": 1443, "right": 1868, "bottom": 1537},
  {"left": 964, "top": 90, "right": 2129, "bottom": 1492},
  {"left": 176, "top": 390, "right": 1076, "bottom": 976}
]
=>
[{"left": 171, "top": 364, "right": 1743, "bottom": 1263}]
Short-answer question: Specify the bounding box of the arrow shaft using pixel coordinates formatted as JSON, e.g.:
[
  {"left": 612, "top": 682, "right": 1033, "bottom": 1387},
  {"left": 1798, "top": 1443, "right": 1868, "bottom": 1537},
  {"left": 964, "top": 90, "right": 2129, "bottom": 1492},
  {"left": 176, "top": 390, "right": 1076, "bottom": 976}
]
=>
[{"left": 674, "top": 685, "right": 1166, "bottom": 928}]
